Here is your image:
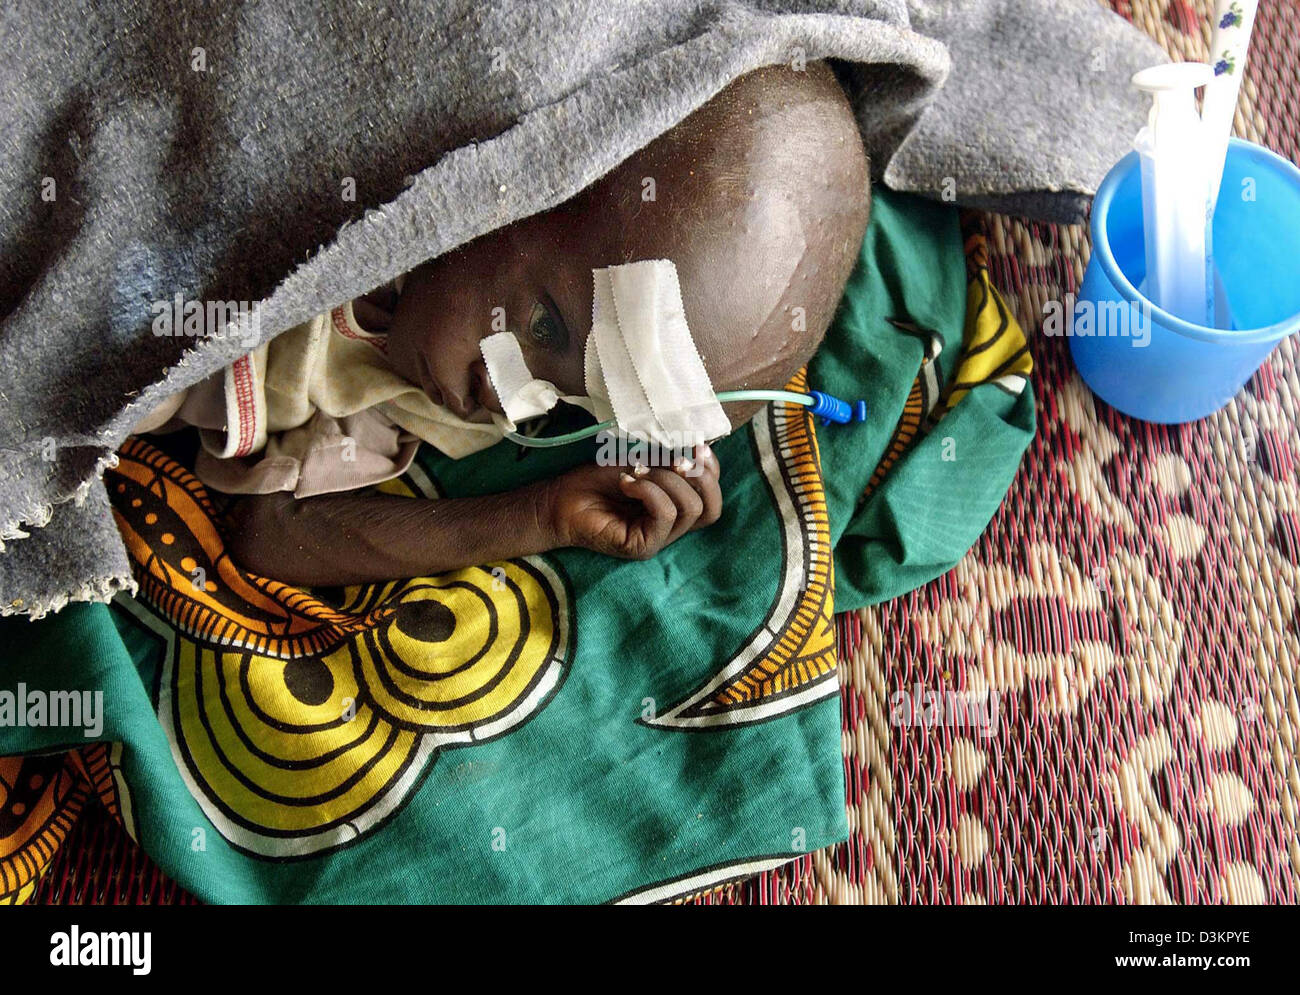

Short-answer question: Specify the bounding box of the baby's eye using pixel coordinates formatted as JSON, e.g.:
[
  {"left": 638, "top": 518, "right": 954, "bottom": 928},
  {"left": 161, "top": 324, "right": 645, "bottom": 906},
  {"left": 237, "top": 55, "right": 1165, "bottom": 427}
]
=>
[{"left": 527, "top": 301, "right": 568, "bottom": 352}]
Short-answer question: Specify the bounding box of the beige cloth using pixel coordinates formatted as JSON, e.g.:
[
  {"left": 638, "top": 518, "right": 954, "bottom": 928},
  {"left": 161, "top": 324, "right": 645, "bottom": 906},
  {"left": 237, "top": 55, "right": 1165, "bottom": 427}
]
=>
[{"left": 131, "top": 290, "right": 503, "bottom": 496}]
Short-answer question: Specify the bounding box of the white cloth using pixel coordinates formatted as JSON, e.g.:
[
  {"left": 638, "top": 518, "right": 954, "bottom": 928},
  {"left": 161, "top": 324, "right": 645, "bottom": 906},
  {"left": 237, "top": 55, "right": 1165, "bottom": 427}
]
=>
[{"left": 131, "top": 289, "right": 503, "bottom": 497}]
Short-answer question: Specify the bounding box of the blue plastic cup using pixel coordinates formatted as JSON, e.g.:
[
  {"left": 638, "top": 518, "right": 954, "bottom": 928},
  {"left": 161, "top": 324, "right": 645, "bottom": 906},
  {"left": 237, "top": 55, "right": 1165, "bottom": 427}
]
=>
[{"left": 1070, "top": 137, "right": 1300, "bottom": 423}]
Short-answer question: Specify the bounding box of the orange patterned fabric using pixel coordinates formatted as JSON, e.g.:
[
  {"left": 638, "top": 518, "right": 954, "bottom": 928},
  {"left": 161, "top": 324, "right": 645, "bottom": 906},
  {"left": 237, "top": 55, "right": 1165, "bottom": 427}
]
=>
[{"left": 2, "top": 747, "right": 114, "bottom": 904}]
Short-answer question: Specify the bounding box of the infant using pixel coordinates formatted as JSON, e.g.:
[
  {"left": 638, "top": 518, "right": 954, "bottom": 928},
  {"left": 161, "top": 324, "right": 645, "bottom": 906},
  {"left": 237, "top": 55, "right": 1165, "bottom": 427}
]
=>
[{"left": 133, "top": 62, "right": 870, "bottom": 586}]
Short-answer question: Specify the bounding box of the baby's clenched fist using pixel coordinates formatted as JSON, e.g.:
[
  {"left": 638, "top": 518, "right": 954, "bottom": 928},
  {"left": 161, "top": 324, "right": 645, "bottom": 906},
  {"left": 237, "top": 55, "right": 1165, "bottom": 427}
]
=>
[{"left": 541, "top": 445, "right": 722, "bottom": 560}]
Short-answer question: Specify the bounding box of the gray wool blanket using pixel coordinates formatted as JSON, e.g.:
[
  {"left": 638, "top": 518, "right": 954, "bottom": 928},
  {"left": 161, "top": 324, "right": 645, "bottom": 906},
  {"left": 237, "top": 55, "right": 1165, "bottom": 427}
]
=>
[{"left": 0, "top": 0, "right": 1164, "bottom": 618}]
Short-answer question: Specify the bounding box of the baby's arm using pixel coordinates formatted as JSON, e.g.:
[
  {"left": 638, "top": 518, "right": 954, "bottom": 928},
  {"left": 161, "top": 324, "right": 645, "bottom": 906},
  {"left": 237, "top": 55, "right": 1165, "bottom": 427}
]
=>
[{"left": 224, "top": 446, "right": 720, "bottom": 586}]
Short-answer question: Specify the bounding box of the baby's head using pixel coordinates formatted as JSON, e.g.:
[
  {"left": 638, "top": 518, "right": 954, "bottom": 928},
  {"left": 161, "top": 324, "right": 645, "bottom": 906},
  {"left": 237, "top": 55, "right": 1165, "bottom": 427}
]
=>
[{"left": 387, "top": 61, "right": 870, "bottom": 429}]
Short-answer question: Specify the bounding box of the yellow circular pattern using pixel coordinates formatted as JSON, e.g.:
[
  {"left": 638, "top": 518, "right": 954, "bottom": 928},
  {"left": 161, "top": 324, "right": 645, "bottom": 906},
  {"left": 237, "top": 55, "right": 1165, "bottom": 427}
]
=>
[{"left": 172, "top": 562, "right": 568, "bottom": 849}]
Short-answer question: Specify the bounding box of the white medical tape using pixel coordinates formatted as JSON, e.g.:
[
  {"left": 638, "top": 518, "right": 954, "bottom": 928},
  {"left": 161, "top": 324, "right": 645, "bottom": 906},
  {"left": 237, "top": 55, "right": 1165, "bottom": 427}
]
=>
[
  {"left": 587, "top": 260, "right": 730, "bottom": 446},
  {"left": 480, "top": 331, "right": 561, "bottom": 426},
  {"left": 479, "top": 259, "right": 730, "bottom": 446}
]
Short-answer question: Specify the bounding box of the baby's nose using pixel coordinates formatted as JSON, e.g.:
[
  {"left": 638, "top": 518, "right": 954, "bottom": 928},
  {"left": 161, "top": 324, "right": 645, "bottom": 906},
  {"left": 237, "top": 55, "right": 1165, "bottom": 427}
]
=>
[{"left": 469, "top": 358, "right": 503, "bottom": 414}]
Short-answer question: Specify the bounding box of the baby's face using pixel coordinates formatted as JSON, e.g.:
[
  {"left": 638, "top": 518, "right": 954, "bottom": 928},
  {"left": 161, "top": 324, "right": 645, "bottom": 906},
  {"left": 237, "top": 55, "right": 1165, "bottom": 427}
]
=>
[
  {"left": 385, "top": 179, "right": 810, "bottom": 425},
  {"left": 386, "top": 198, "right": 614, "bottom": 422}
]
